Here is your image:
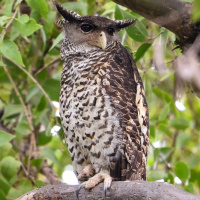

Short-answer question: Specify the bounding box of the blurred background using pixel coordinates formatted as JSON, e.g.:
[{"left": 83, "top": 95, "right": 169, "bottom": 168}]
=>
[{"left": 0, "top": 0, "right": 199, "bottom": 199}]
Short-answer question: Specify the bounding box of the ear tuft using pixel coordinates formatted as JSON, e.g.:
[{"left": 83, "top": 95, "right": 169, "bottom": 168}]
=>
[
  {"left": 53, "top": 1, "right": 81, "bottom": 23},
  {"left": 115, "top": 19, "right": 137, "bottom": 30}
]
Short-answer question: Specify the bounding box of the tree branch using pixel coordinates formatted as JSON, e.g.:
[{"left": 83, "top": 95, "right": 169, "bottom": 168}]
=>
[
  {"left": 112, "top": 0, "right": 200, "bottom": 50},
  {"left": 16, "top": 181, "right": 200, "bottom": 200}
]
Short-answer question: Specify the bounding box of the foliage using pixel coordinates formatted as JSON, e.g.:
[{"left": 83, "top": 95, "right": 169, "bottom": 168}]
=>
[{"left": 0, "top": 0, "right": 200, "bottom": 199}]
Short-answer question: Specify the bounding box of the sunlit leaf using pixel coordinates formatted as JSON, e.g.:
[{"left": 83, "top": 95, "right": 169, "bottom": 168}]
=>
[
  {"left": 192, "top": 0, "right": 200, "bottom": 22},
  {"left": 0, "top": 60, "right": 6, "bottom": 67},
  {"left": 0, "top": 131, "right": 15, "bottom": 147},
  {"left": 40, "top": 147, "right": 61, "bottom": 167},
  {"left": 0, "top": 16, "right": 9, "bottom": 26},
  {"left": 14, "top": 15, "right": 42, "bottom": 36},
  {"left": 2, "top": 104, "right": 23, "bottom": 119},
  {"left": 0, "top": 40, "right": 25, "bottom": 67},
  {"left": 1, "top": 156, "right": 21, "bottom": 180},
  {"left": 148, "top": 170, "right": 167, "bottom": 181},
  {"left": 49, "top": 32, "right": 64, "bottom": 51},
  {"left": 158, "top": 103, "right": 170, "bottom": 121},
  {"left": 175, "top": 161, "right": 190, "bottom": 180},
  {"left": 62, "top": 2, "right": 88, "bottom": 15},
  {"left": 171, "top": 118, "right": 189, "bottom": 130},
  {"left": 0, "top": 143, "right": 12, "bottom": 160},
  {"left": 176, "top": 132, "right": 190, "bottom": 149},
  {"left": 150, "top": 125, "right": 155, "bottom": 138},
  {"left": 26, "top": 0, "right": 48, "bottom": 18}
]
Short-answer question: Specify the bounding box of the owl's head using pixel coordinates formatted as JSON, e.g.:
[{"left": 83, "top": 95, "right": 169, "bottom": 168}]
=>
[{"left": 54, "top": 2, "right": 136, "bottom": 52}]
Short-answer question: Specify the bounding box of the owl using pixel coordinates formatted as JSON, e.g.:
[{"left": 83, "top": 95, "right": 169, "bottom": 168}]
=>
[{"left": 55, "top": 2, "right": 149, "bottom": 195}]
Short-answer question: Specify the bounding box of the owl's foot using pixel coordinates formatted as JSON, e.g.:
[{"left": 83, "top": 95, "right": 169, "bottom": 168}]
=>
[
  {"left": 76, "top": 171, "right": 112, "bottom": 199},
  {"left": 77, "top": 164, "right": 95, "bottom": 181}
]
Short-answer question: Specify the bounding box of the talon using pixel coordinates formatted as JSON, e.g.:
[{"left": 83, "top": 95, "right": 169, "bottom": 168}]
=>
[
  {"left": 103, "top": 176, "right": 112, "bottom": 198},
  {"left": 76, "top": 184, "right": 83, "bottom": 200},
  {"left": 104, "top": 184, "right": 108, "bottom": 198}
]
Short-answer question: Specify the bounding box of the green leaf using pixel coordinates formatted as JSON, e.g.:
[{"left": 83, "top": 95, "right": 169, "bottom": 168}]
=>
[
  {"left": 115, "top": 5, "right": 148, "bottom": 42},
  {"left": 37, "top": 95, "right": 47, "bottom": 112},
  {"left": 135, "top": 43, "right": 151, "bottom": 62},
  {"left": 0, "top": 143, "right": 12, "bottom": 160},
  {"left": 31, "top": 158, "right": 43, "bottom": 169},
  {"left": 150, "top": 125, "right": 155, "bottom": 138},
  {"left": 154, "top": 147, "right": 173, "bottom": 161},
  {"left": 37, "top": 131, "right": 52, "bottom": 146},
  {"left": 0, "top": 190, "right": 7, "bottom": 200},
  {"left": 40, "top": 147, "right": 61, "bottom": 167},
  {"left": 159, "top": 147, "right": 173, "bottom": 160},
  {"left": 0, "top": 16, "right": 9, "bottom": 27},
  {"left": 192, "top": 0, "right": 200, "bottom": 22},
  {"left": 62, "top": 2, "right": 88, "bottom": 16},
  {"left": 7, "top": 178, "right": 34, "bottom": 199},
  {"left": 175, "top": 161, "right": 190, "bottom": 180},
  {"left": 158, "top": 103, "right": 170, "bottom": 121},
  {"left": 34, "top": 180, "right": 46, "bottom": 187},
  {"left": 0, "top": 60, "right": 6, "bottom": 67},
  {"left": 14, "top": 15, "right": 42, "bottom": 36},
  {"left": 148, "top": 170, "right": 167, "bottom": 181},
  {"left": 15, "top": 121, "right": 31, "bottom": 142},
  {"left": 176, "top": 132, "right": 189, "bottom": 149},
  {"left": 189, "top": 155, "right": 200, "bottom": 169},
  {"left": 0, "top": 178, "right": 10, "bottom": 195},
  {"left": 42, "top": 79, "right": 60, "bottom": 101},
  {"left": 1, "top": 156, "right": 21, "bottom": 180},
  {"left": 26, "top": 86, "right": 40, "bottom": 103},
  {"left": 126, "top": 21, "right": 148, "bottom": 42},
  {"left": 165, "top": 172, "right": 174, "bottom": 184},
  {"left": 153, "top": 148, "right": 160, "bottom": 160},
  {"left": 2, "top": 104, "right": 23, "bottom": 119},
  {"left": 43, "top": 11, "right": 56, "bottom": 37},
  {"left": 14, "top": 0, "right": 23, "bottom": 7},
  {"left": 0, "top": 40, "right": 25, "bottom": 67},
  {"left": 184, "top": 183, "right": 194, "bottom": 194},
  {"left": 18, "top": 14, "right": 29, "bottom": 23},
  {"left": 158, "top": 123, "right": 172, "bottom": 137},
  {"left": 171, "top": 118, "right": 189, "bottom": 130},
  {"left": 152, "top": 88, "right": 177, "bottom": 116},
  {"left": 26, "top": 0, "right": 48, "bottom": 19},
  {"left": 0, "top": 131, "right": 15, "bottom": 147},
  {"left": 49, "top": 32, "right": 64, "bottom": 51}
]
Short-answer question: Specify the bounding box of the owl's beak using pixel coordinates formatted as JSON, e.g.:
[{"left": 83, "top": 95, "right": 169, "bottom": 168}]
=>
[
  {"left": 98, "top": 31, "right": 107, "bottom": 50},
  {"left": 88, "top": 31, "right": 107, "bottom": 50}
]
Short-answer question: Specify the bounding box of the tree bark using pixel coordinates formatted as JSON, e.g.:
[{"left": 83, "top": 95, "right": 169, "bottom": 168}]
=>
[
  {"left": 17, "top": 181, "right": 200, "bottom": 200},
  {"left": 112, "top": 0, "right": 200, "bottom": 51}
]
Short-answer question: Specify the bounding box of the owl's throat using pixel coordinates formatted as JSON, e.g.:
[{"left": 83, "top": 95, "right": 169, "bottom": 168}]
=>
[{"left": 61, "top": 37, "right": 102, "bottom": 59}]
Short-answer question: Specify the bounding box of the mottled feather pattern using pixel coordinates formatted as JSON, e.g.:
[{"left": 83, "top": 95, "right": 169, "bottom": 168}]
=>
[
  {"left": 55, "top": 2, "right": 149, "bottom": 190},
  {"left": 59, "top": 38, "right": 149, "bottom": 181}
]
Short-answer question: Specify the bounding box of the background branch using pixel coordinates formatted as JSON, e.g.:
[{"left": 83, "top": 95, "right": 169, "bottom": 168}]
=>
[{"left": 112, "top": 0, "right": 199, "bottom": 51}]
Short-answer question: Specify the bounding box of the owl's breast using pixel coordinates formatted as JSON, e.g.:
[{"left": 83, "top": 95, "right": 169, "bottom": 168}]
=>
[{"left": 59, "top": 54, "right": 123, "bottom": 168}]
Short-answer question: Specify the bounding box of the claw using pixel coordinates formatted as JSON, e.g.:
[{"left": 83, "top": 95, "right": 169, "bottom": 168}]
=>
[
  {"left": 76, "top": 184, "right": 83, "bottom": 200},
  {"left": 103, "top": 176, "right": 112, "bottom": 199},
  {"left": 104, "top": 183, "right": 108, "bottom": 198}
]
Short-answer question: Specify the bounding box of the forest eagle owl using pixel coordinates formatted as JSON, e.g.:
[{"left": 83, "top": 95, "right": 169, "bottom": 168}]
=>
[{"left": 55, "top": 2, "right": 149, "bottom": 194}]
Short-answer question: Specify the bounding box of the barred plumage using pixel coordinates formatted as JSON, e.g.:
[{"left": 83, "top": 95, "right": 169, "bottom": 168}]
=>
[{"left": 55, "top": 2, "right": 149, "bottom": 192}]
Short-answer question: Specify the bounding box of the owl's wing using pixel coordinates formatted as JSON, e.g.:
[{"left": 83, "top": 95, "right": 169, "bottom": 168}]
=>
[{"left": 106, "top": 42, "right": 149, "bottom": 181}]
